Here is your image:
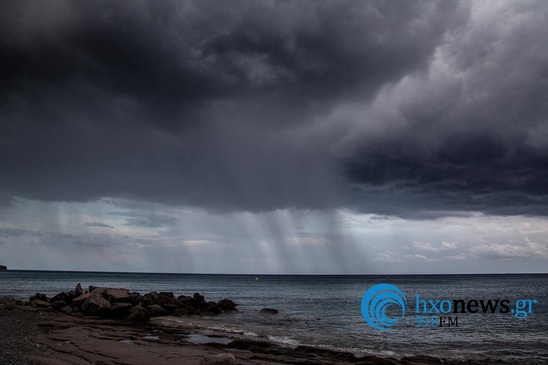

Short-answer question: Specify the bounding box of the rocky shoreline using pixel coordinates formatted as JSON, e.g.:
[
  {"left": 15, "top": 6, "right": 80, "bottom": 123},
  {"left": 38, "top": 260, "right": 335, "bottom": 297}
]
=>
[
  {"left": 0, "top": 284, "right": 514, "bottom": 365},
  {"left": 23, "top": 283, "right": 237, "bottom": 322}
]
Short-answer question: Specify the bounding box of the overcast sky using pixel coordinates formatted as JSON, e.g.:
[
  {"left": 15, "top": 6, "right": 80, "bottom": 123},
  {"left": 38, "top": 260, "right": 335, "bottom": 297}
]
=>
[{"left": 1, "top": 0, "right": 548, "bottom": 274}]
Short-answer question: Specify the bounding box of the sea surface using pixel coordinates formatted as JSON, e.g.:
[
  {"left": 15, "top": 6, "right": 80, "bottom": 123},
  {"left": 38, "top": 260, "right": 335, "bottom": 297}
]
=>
[{"left": 1, "top": 271, "right": 547, "bottom": 363}]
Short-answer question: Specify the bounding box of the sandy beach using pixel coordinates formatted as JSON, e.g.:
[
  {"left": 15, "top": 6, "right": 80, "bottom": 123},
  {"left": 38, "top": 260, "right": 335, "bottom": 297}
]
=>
[{"left": 1, "top": 304, "right": 511, "bottom": 365}]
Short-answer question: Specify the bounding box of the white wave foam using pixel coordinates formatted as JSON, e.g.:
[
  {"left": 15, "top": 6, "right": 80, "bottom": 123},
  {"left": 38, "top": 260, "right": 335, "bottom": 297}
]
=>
[
  {"left": 204, "top": 325, "right": 259, "bottom": 337},
  {"left": 267, "top": 335, "right": 300, "bottom": 346}
]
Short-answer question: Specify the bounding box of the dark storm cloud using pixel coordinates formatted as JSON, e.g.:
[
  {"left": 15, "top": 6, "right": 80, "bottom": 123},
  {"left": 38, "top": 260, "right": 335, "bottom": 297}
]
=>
[
  {"left": 0, "top": 1, "right": 459, "bottom": 126},
  {"left": 343, "top": 0, "right": 548, "bottom": 216},
  {"left": 345, "top": 135, "right": 548, "bottom": 217},
  {"left": 1, "top": 0, "right": 547, "bottom": 217}
]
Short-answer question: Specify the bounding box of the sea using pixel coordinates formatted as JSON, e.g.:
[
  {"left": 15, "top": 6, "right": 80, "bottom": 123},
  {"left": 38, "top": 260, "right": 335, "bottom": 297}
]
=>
[{"left": 1, "top": 271, "right": 547, "bottom": 364}]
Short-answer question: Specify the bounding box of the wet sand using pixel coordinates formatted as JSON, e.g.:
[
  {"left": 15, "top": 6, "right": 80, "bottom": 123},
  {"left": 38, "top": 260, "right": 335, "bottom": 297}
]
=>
[{"left": 1, "top": 306, "right": 508, "bottom": 365}]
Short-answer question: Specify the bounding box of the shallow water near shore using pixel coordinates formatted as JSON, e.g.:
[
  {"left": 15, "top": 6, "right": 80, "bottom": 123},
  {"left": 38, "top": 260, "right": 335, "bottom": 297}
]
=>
[{"left": 1, "top": 271, "right": 547, "bottom": 363}]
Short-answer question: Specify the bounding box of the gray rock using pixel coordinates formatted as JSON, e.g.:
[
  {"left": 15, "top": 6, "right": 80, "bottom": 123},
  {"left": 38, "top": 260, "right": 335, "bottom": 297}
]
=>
[
  {"left": 128, "top": 305, "right": 150, "bottom": 322},
  {"left": 260, "top": 308, "right": 278, "bottom": 314},
  {"left": 75, "top": 283, "right": 84, "bottom": 296},
  {"left": 50, "top": 300, "right": 66, "bottom": 310},
  {"left": 109, "top": 302, "right": 132, "bottom": 318},
  {"left": 146, "top": 304, "right": 168, "bottom": 317},
  {"left": 105, "top": 288, "right": 130, "bottom": 303},
  {"left": 30, "top": 293, "right": 48, "bottom": 302},
  {"left": 81, "top": 292, "right": 111, "bottom": 316},
  {"left": 49, "top": 291, "right": 77, "bottom": 305},
  {"left": 217, "top": 299, "right": 237, "bottom": 312},
  {"left": 178, "top": 296, "right": 202, "bottom": 311},
  {"left": 199, "top": 353, "right": 236, "bottom": 365},
  {"left": 72, "top": 292, "right": 92, "bottom": 307},
  {"left": 30, "top": 299, "right": 51, "bottom": 308},
  {"left": 90, "top": 287, "right": 107, "bottom": 295},
  {"left": 207, "top": 303, "right": 222, "bottom": 315},
  {"left": 142, "top": 292, "right": 160, "bottom": 306},
  {"left": 129, "top": 292, "right": 142, "bottom": 306},
  {"left": 193, "top": 293, "right": 206, "bottom": 305}
]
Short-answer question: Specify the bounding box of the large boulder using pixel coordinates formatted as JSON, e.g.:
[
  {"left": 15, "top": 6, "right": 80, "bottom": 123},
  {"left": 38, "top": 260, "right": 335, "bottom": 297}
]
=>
[
  {"left": 49, "top": 291, "right": 78, "bottom": 305},
  {"left": 142, "top": 292, "right": 161, "bottom": 307},
  {"left": 81, "top": 292, "right": 111, "bottom": 316},
  {"left": 146, "top": 304, "right": 168, "bottom": 317},
  {"left": 129, "top": 292, "right": 142, "bottom": 306},
  {"left": 72, "top": 292, "right": 92, "bottom": 307},
  {"left": 104, "top": 288, "right": 131, "bottom": 303},
  {"left": 30, "top": 293, "right": 48, "bottom": 302},
  {"left": 159, "top": 291, "right": 175, "bottom": 299},
  {"left": 157, "top": 292, "right": 184, "bottom": 313},
  {"left": 128, "top": 305, "right": 150, "bottom": 322},
  {"left": 90, "top": 287, "right": 107, "bottom": 295},
  {"left": 207, "top": 303, "right": 222, "bottom": 315},
  {"left": 30, "top": 299, "right": 51, "bottom": 308},
  {"left": 193, "top": 293, "right": 207, "bottom": 306},
  {"left": 217, "top": 299, "right": 237, "bottom": 312},
  {"left": 50, "top": 300, "right": 67, "bottom": 310},
  {"left": 162, "top": 302, "right": 183, "bottom": 313},
  {"left": 178, "top": 296, "right": 203, "bottom": 312},
  {"left": 109, "top": 302, "right": 132, "bottom": 318}
]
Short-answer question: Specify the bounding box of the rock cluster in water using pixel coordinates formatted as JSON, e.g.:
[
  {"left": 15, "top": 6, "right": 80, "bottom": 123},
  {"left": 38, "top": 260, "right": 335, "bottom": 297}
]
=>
[
  {"left": 26, "top": 283, "right": 237, "bottom": 322},
  {"left": 0, "top": 265, "right": 7, "bottom": 270}
]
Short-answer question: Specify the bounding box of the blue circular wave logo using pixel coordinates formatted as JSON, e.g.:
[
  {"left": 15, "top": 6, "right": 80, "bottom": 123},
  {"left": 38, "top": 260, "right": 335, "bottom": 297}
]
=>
[{"left": 361, "top": 283, "right": 407, "bottom": 330}]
